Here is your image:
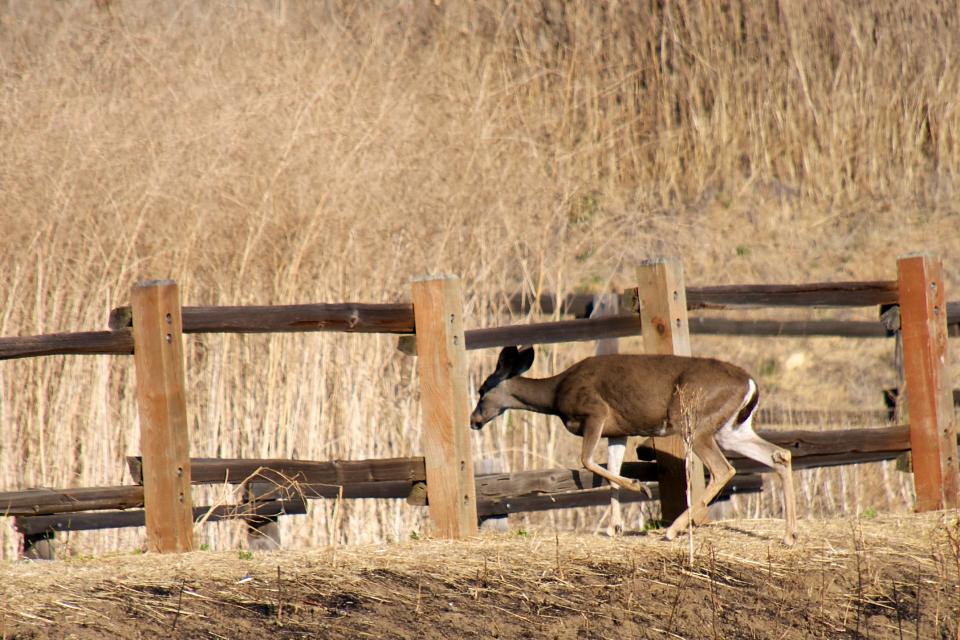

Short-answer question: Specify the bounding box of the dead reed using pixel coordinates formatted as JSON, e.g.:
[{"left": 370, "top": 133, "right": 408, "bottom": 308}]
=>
[{"left": 0, "top": 1, "right": 958, "bottom": 558}]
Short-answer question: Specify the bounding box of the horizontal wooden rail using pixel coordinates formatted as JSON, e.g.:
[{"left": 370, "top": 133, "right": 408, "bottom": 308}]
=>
[
  {"left": 133, "top": 426, "right": 911, "bottom": 493},
  {"left": 686, "top": 281, "right": 901, "bottom": 309},
  {"left": 637, "top": 425, "right": 915, "bottom": 473},
  {"left": 689, "top": 317, "right": 889, "bottom": 338},
  {"left": 401, "top": 315, "right": 939, "bottom": 355},
  {"left": 476, "top": 474, "right": 762, "bottom": 517},
  {"left": 14, "top": 499, "right": 307, "bottom": 536},
  {"left": 179, "top": 303, "right": 414, "bottom": 334},
  {"left": 126, "top": 456, "right": 425, "bottom": 486},
  {"left": 0, "top": 302, "right": 415, "bottom": 360},
  {"left": 0, "top": 485, "right": 144, "bottom": 516},
  {"left": 0, "top": 330, "right": 134, "bottom": 360},
  {"left": 509, "top": 281, "right": 902, "bottom": 315},
  {"left": 1, "top": 424, "right": 939, "bottom": 529},
  {"left": 2, "top": 292, "right": 957, "bottom": 361},
  {"left": 109, "top": 302, "right": 416, "bottom": 335},
  {"left": 9, "top": 313, "right": 957, "bottom": 362}
]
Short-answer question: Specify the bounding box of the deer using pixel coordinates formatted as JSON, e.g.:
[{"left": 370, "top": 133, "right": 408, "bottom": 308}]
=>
[{"left": 470, "top": 346, "right": 798, "bottom": 546}]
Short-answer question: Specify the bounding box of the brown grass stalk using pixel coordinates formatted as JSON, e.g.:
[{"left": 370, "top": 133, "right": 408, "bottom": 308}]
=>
[{"left": 0, "top": 0, "right": 958, "bottom": 558}]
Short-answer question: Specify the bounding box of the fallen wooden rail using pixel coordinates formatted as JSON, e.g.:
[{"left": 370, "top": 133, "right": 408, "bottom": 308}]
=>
[
  {"left": 14, "top": 498, "right": 307, "bottom": 536},
  {"left": 1, "top": 424, "right": 946, "bottom": 525},
  {"left": 476, "top": 474, "right": 761, "bottom": 516},
  {"left": 637, "top": 425, "right": 918, "bottom": 474},
  {"left": 0, "top": 485, "right": 145, "bottom": 516}
]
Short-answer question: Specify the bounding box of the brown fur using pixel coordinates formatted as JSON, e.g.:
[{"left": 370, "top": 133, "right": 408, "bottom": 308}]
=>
[{"left": 471, "top": 350, "right": 797, "bottom": 545}]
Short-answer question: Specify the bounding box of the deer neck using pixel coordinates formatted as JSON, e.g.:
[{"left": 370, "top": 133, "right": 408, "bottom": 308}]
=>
[{"left": 503, "top": 375, "right": 561, "bottom": 416}]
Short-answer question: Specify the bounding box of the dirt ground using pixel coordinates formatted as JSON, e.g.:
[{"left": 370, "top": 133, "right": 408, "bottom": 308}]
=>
[{"left": 2, "top": 513, "right": 958, "bottom": 640}]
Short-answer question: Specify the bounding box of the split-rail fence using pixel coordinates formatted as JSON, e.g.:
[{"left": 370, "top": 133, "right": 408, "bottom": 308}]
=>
[{"left": 0, "top": 254, "right": 957, "bottom": 557}]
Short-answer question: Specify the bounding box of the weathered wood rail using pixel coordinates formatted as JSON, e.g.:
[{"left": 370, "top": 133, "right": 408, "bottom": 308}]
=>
[
  {"left": 507, "top": 281, "right": 903, "bottom": 315},
  {"left": 2, "top": 255, "right": 956, "bottom": 555},
  {"left": 14, "top": 499, "right": 308, "bottom": 536},
  {"left": 7, "top": 423, "right": 943, "bottom": 539},
  {"left": 4, "top": 285, "right": 957, "bottom": 362}
]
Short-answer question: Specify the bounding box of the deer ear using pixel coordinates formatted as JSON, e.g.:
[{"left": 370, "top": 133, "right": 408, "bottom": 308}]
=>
[
  {"left": 510, "top": 346, "right": 535, "bottom": 378},
  {"left": 495, "top": 346, "right": 520, "bottom": 374}
]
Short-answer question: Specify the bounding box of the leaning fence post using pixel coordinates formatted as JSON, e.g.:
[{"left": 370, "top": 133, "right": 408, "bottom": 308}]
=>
[
  {"left": 897, "top": 254, "right": 959, "bottom": 511},
  {"left": 411, "top": 275, "right": 478, "bottom": 539},
  {"left": 131, "top": 280, "right": 194, "bottom": 553},
  {"left": 635, "top": 258, "right": 706, "bottom": 525}
]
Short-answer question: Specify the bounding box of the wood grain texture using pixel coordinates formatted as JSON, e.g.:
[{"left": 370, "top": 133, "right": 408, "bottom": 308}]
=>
[
  {"left": 476, "top": 474, "right": 762, "bottom": 517},
  {"left": 5, "top": 424, "right": 950, "bottom": 531},
  {"left": 14, "top": 499, "right": 307, "bottom": 536},
  {"left": 898, "top": 255, "right": 959, "bottom": 510},
  {"left": 0, "top": 485, "right": 145, "bottom": 516},
  {"left": 131, "top": 280, "right": 194, "bottom": 553},
  {"left": 126, "top": 456, "right": 425, "bottom": 486},
  {"left": 508, "top": 281, "right": 901, "bottom": 316},
  {"left": 411, "top": 277, "right": 478, "bottom": 538},
  {"left": 636, "top": 258, "right": 705, "bottom": 523},
  {"left": 4, "top": 294, "right": 957, "bottom": 362}
]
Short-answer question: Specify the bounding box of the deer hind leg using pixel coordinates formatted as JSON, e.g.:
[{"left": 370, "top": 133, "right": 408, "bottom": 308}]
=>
[
  {"left": 606, "top": 437, "right": 627, "bottom": 536},
  {"left": 663, "top": 433, "right": 736, "bottom": 541},
  {"left": 716, "top": 415, "right": 797, "bottom": 546},
  {"left": 579, "top": 417, "right": 652, "bottom": 498}
]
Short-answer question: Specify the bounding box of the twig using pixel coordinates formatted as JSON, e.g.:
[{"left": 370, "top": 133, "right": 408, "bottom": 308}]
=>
[
  {"left": 665, "top": 571, "right": 690, "bottom": 634},
  {"left": 171, "top": 579, "right": 185, "bottom": 631},
  {"left": 555, "top": 532, "right": 564, "bottom": 580},
  {"left": 891, "top": 580, "right": 903, "bottom": 640},
  {"left": 276, "top": 565, "right": 283, "bottom": 626},
  {"left": 650, "top": 627, "right": 689, "bottom": 639},
  {"left": 708, "top": 543, "right": 720, "bottom": 640}
]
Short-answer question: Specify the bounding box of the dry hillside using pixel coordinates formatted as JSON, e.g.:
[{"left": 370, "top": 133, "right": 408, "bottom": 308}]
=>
[
  {"left": 3, "top": 514, "right": 960, "bottom": 639},
  {"left": 0, "top": 1, "right": 958, "bottom": 559}
]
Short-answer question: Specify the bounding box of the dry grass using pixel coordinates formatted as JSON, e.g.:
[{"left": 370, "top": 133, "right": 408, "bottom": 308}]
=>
[
  {"left": 2, "top": 512, "right": 959, "bottom": 638},
  {"left": 1, "top": 1, "right": 959, "bottom": 559}
]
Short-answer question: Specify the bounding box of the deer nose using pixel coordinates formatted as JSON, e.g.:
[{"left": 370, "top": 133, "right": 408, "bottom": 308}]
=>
[{"left": 470, "top": 415, "right": 484, "bottom": 430}]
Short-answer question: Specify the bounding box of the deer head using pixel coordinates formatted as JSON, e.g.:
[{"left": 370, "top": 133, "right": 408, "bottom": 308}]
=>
[{"left": 469, "top": 346, "right": 535, "bottom": 430}]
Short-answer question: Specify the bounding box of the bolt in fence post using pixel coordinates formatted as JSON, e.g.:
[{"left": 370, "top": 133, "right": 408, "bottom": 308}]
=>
[
  {"left": 635, "top": 258, "right": 705, "bottom": 525},
  {"left": 131, "top": 280, "right": 194, "bottom": 553},
  {"left": 411, "top": 275, "right": 478, "bottom": 539},
  {"left": 897, "top": 254, "right": 959, "bottom": 511}
]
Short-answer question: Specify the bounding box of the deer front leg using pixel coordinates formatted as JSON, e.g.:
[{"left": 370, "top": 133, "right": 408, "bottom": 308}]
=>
[
  {"left": 606, "top": 437, "right": 627, "bottom": 536},
  {"left": 579, "top": 417, "right": 653, "bottom": 498}
]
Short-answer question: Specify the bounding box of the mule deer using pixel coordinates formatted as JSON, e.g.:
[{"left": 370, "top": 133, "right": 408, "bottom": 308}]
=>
[{"left": 470, "top": 346, "right": 797, "bottom": 545}]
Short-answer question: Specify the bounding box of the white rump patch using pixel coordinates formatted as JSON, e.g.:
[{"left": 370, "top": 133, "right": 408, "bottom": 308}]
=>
[{"left": 715, "top": 378, "right": 759, "bottom": 450}]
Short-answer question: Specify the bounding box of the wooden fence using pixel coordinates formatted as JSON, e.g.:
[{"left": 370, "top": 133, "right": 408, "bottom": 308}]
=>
[{"left": 1, "top": 254, "right": 957, "bottom": 557}]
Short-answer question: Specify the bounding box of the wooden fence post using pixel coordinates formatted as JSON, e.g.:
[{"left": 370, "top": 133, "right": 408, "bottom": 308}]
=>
[
  {"left": 897, "top": 255, "right": 959, "bottom": 511},
  {"left": 635, "top": 258, "right": 706, "bottom": 524},
  {"left": 131, "top": 280, "right": 194, "bottom": 553},
  {"left": 411, "top": 276, "right": 478, "bottom": 539}
]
